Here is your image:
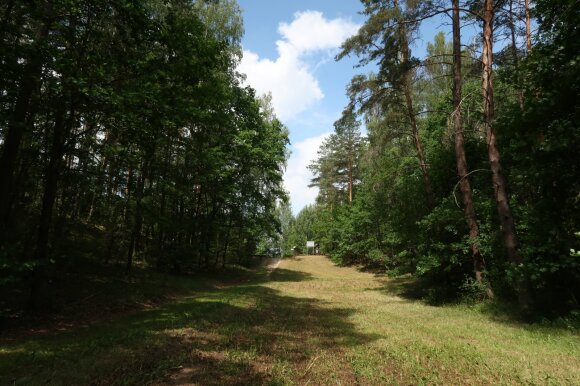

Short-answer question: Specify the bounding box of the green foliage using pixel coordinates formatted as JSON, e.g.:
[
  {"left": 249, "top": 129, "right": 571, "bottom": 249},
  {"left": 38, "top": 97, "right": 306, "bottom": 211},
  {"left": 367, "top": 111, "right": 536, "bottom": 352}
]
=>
[
  {"left": 491, "top": 0, "right": 580, "bottom": 313},
  {"left": 1, "top": 0, "right": 577, "bottom": 320},
  {"left": 0, "top": 0, "right": 288, "bottom": 313},
  {"left": 286, "top": 205, "right": 318, "bottom": 254},
  {"left": 306, "top": 0, "right": 580, "bottom": 316},
  {"left": 308, "top": 110, "right": 366, "bottom": 207},
  {"left": 459, "top": 277, "right": 493, "bottom": 304},
  {"left": 329, "top": 202, "right": 373, "bottom": 265}
]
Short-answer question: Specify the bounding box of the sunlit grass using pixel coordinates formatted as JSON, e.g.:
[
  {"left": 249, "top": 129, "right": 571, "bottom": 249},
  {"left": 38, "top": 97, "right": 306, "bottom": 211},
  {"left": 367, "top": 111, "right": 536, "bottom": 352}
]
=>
[
  {"left": 267, "top": 256, "right": 580, "bottom": 385},
  {"left": 1, "top": 255, "right": 578, "bottom": 385}
]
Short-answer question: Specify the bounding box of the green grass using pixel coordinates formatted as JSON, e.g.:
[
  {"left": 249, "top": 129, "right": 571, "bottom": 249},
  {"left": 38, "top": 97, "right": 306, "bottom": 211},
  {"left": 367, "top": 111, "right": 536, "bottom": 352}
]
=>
[{"left": 1, "top": 255, "right": 579, "bottom": 385}]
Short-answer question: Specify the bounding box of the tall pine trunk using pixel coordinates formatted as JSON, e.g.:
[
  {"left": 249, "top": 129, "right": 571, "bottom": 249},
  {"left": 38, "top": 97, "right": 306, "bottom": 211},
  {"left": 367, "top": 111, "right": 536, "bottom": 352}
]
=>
[
  {"left": 482, "top": 0, "right": 530, "bottom": 308},
  {"left": 525, "top": 0, "right": 532, "bottom": 51},
  {"left": 452, "top": 0, "right": 492, "bottom": 297}
]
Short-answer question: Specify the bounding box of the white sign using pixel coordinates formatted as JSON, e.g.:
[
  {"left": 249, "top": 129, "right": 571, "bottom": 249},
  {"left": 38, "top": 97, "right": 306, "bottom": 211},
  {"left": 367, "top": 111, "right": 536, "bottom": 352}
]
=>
[{"left": 306, "top": 241, "right": 315, "bottom": 248}]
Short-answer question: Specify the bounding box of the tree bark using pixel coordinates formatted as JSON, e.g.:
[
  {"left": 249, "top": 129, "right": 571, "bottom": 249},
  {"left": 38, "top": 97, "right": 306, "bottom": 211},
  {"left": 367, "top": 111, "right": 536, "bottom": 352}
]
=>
[
  {"left": 482, "top": 0, "right": 530, "bottom": 308},
  {"left": 525, "top": 0, "right": 532, "bottom": 51},
  {"left": 452, "top": 0, "right": 492, "bottom": 297}
]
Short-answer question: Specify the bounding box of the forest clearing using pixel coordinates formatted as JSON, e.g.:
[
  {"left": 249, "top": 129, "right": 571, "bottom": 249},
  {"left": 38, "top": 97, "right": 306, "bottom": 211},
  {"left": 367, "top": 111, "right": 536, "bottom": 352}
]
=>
[{"left": 1, "top": 255, "right": 578, "bottom": 385}]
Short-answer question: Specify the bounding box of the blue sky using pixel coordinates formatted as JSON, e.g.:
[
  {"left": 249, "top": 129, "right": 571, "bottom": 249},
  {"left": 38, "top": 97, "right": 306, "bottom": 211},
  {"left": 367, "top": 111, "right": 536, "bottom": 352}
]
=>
[{"left": 236, "top": 1, "right": 457, "bottom": 214}]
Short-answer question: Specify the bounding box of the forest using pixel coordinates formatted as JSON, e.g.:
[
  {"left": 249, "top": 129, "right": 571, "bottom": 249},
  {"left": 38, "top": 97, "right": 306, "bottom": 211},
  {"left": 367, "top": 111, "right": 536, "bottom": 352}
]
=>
[
  {"left": 0, "top": 0, "right": 288, "bottom": 314},
  {"left": 0, "top": 0, "right": 579, "bottom": 384},
  {"left": 0, "top": 0, "right": 579, "bottom": 329},
  {"left": 281, "top": 0, "right": 579, "bottom": 317}
]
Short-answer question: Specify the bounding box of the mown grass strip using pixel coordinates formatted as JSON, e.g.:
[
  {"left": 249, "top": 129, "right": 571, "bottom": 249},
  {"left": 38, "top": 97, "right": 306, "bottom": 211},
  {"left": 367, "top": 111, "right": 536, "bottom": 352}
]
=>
[{"left": 1, "top": 255, "right": 578, "bottom": 385}]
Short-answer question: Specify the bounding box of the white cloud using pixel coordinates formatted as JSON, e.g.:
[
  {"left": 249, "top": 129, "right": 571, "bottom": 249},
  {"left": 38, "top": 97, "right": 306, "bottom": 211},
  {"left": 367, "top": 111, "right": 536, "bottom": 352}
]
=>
[
  {"left": 238, "top": 10, "right": 359, "bottom": 121},
  {"left": 284, "top": 132, "right": 331, "bottom": 215},
  {"left": 239, "top": 49, "right": 323, "bottom": 121},
  {"left": 277, "top": 10, "right": 359, "bottom": 54}
]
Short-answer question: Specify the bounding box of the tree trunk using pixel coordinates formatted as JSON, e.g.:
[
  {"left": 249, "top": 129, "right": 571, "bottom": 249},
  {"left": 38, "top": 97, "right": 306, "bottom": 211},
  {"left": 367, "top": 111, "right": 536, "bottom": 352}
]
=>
[
  {"left": 86, "top": 130, "right": 109, "bottom": 222},
  {"left": 203, "top": 202, "right": 218, "bottom": 269},
  {"left": 155, "top": 143, "right": 171, "bottom": 270},
  {"left": 0, "top": 17, "right": 51, "bottom": 228},
  {"left": 347, "top": 157, "right": 353, "bottom": 203},
  {"left": 482, "top": 0, "right": 530, "bottom": 308},
  {"left": 33, "top": 107, "right": 68, "bottom": 262},
  {"left": 123, "top": 161, "right": 133, "bottom": 225},
  {"left": 125, "top": 162, "right": 145, "bottom": 275},
  {"left": 104, "top": 163, "right": 121, "bottom": 264},
  {"left": 28, "top": 104, "right": 69, "bottom": 309},
  {"left": 221, "top": 217, "right": 232, "bottom": 269},
  {"left": 156, "top": 188, "right": 166, "bottom": 270},
  {"left": 452, "top": 0, "right": 492, "bottom": 298},
  {"left": 525, "top": 0, "right": 532, "bottom": 51}
]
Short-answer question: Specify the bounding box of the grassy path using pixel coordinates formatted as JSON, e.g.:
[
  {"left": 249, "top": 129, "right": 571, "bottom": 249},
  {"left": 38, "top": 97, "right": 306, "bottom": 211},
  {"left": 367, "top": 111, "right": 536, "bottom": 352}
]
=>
[{"left": 1, "top": 255, "right": 579, "bottom": 385}]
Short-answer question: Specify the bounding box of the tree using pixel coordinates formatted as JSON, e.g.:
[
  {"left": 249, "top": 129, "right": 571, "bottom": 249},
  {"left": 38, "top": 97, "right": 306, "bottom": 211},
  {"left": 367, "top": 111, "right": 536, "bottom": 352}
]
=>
[
  {"left": 497, "top": 0, "right": 579, "bottom": 312},
  {"left": 275, "top": 199, "right": 295, "bottom": 257},
  {"left": 481, "top": 0, "right": 530, "bottom": 308},
  {"left": 451, "top": 0, "right": 491, "bottom": 297},
  {"left": 0, "top": 0, "right": 289, "bottom": 310},
  {"left": 338, "top": 0, "right": 435, "bottom": 209},
  {"left": 309, "top": 111, "right": 365, "bottom": 208}
]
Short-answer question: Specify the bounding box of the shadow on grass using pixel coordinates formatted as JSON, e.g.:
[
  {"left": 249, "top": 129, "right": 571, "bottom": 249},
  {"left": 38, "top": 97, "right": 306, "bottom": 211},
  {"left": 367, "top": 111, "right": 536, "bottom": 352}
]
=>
[
  {"left": 0, "top": 273, "right": 376, "bottom": 385},
  {"left": 372, "top": 275, "right": 580, "bottom": 333},
  {"left": 371, "top": 275, "right": 427, "bottom": 301},
  {"left": 267, "top": 267, "right": 313, "bottom": 283},
  {"left": 0, "top": 263, "right": 218, "bottom": 334}
]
